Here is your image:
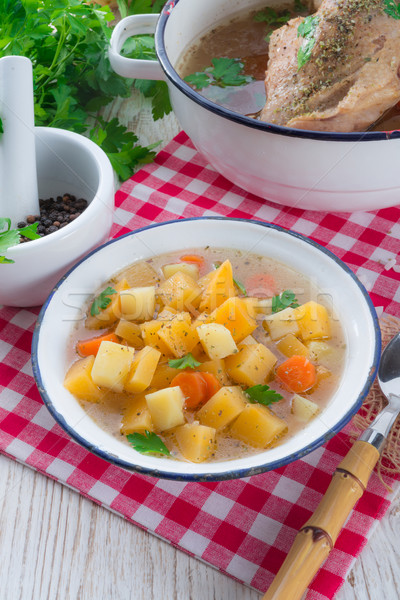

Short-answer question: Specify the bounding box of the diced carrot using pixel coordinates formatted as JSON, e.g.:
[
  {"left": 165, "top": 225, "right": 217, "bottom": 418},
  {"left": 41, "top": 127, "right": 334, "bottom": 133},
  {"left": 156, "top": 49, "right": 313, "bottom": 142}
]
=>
[
  {"left": 171, "top": 371, "right": 207, "bottom": 409},
  {"left": 199, "top": 372, "right": 222, "bottom": 401},
  {"left": 180, "top": 254, "right": 205, "bottom": 266},
  {"left": 77, "top": 332, "right": 119, "bottom": 357},
  {"left": 276, "top": 355, "right": 317, "bottom": 393},
  {"left": 245, "top": 273, "right": 276, "bottom": 297}
]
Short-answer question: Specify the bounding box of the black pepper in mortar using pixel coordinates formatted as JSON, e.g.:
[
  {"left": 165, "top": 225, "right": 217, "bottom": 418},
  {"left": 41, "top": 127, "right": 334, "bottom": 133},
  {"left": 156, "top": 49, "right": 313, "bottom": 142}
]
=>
[{"left": 18, "top": 194, "right": 88, "bottom": 242}]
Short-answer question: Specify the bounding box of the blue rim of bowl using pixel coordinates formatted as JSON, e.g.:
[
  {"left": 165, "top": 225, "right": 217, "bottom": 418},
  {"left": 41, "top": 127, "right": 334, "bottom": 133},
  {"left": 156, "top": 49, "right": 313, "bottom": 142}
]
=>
[
  {"left": 155, "top": 0, "right": 400, "bottom": 142},
  {"left": 32, "top": 217, "right": 381, "bottom": 481}
]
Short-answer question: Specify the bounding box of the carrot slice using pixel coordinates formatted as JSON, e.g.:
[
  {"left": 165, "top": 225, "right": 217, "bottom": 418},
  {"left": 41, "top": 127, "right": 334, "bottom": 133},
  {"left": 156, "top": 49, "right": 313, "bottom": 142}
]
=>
[
  {"left": 245, "top": 273, "right": 276, "bottom": 297},
  {"left": 77, "top": 332, "right": 119, "bottom": 357},
  {"left": 276, "top": 355, "right": 316, "bottom": 393},
  {"left": 200, "top": 372, "right": 221, "bottom": 400},
  {"left": 171, "top": 371, "right": 208, "bottom": 409},
  {"left": 180, "top": 254, "right": 204, "bottom": 266}
]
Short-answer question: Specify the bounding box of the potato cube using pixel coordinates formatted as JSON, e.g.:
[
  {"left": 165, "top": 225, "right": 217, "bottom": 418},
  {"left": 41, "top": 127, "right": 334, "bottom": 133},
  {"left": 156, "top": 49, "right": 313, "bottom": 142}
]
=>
[
  {"left": 157, "top": 271, "right": 201, "bottom": 312},
  {"left": 244, "top": 298, "right": 272, "bottom": 315},
  {"left": 91, "top": 341, "right": 135, "bottom": 392},
  {"left": 115, "top": 320, "right": 144, "bottom": 348},
  {"left": 197, "top": 323, "right": 238, "bottom": 360},
  {"left": 158, "top": 312, "right": 199, "bottom": 358},
  {"left": 157, "top": 307, "right": 178, "bottom": 321},
  {"left": 239, "top": 335, "right": 258, "bottom": 346},
  {"left": 175, "top": 423, "right": 216, "bottom": 463},
  {"left": 121, "top": 396, "right": 154, "bottom": 434},
  {"left": 162, "top": 263, "right": 199, "bottom": 280},
  {"left": 263, "top": 306, "right": 300, "bottom": 341},
  {"left": 118, "top": 261, "right": 159, "bottom": 287},
  {"left": 196, "top": 386, "right": 247, "bottom": 431},
  {"left": 199, "top": 260, "right": 236, "bottom": 313},
  {"left": 119, "top": 286, "right": 156, "bottom": 322},
  {"left": 225, "top": 343, "right": 277, "bottom": 386},
  {"left": 140, "top": 319, "right": 171, "bottom": 355},
  {"left": 208, "top": 297, "right": 257, "bottom": 343},
  {"left": 196, "top": 359, "right": 230, "bottom": 385},
  {"left": 292, "top": 301, "right": 331, "bottom": 341},
  {"left": 229, "top": 404, "right": 288, "bottom": 448},
  {"left": 306, "top": 340, "right": 341, "bottom": 369},
  {"left": 276, "top": 334, "right": 309, "bottom": 358},
  {"left": 85, "top": 279, "right": 129, "bottom": 330},
  {"left": 124, "top": 346, "right": 161, "bottom": 393},
  {"left": 64, "top": 356, "right": 102, "bottom": 402},
  {"left": 291, "top": 394, "right": 320, "bottom": 422},
  {"left": 150, "top": 364, "right": 181, "bottom": 389},
  {"left": 145, "top": 386, "right": 185, "bottom": 432}
]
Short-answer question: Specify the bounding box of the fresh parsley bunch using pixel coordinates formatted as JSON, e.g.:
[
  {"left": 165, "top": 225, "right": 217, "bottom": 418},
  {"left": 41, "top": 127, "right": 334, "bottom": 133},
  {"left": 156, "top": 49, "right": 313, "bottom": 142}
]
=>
[{"left": 0, "top": 0, "right": 165, "bottom": 180}]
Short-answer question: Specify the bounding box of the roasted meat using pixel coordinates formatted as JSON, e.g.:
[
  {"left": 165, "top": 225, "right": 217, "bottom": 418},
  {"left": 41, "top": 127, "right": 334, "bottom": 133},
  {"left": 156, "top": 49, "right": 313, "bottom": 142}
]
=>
[{"left": 260, "top": 0, "right": 400, "bottom": 131}]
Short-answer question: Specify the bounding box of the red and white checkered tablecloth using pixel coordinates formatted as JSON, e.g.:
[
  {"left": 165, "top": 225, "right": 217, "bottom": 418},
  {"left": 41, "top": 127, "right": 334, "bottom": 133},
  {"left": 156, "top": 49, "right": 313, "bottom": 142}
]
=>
[{"left": 1, "top": 131, "right": 400, "bottom": 599}]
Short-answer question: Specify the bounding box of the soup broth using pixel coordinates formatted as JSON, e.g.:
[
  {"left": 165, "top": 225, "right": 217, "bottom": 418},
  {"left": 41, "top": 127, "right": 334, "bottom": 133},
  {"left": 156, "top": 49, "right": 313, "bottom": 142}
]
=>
[{"left": 64, "top": 248, "right": 346, "bottom": 464}]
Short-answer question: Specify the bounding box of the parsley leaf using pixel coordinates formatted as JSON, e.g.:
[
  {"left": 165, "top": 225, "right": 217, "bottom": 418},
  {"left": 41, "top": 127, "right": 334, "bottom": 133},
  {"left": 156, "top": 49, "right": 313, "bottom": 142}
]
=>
[
  {"left": 254, "top": 7, "right": 291, "bottom": 26},
  {"left": 184, "top": 57, "right": 253, "bottom": 90},
  {"left": 246, "top": 384, "right": 283, "bottom": 406},
  {"left": 233, "top": 278, "right": 247, "bottom": 296},
  {"left": 90, "top": 286, "right": 117, "bottom": 316},
  {"left": 127, "top": 430, "right": 171, "bottom": 456},
  {"left": 0, "top": 222, "right": 40, "bottom": 264},
  {"left": 0, "top": 117, "right": 3, "bottom": 136},
  {"left": 297, "top": 15, "right": 319, "bottom": 70},
  {"left": 169, "top": 353, "right": 201, "bottom": 369},
  {"left": 272, "top": 290, "right": 299, "bottom": 313},
  {"left": 383, "top": 0, "right": 400, "bottom": 18}
]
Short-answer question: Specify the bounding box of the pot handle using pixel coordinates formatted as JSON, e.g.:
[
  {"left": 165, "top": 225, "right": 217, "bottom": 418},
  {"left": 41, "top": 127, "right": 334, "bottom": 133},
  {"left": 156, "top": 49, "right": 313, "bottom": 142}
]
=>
[{"left": 109, "top": 14, "right": 165, "bottom": 81}]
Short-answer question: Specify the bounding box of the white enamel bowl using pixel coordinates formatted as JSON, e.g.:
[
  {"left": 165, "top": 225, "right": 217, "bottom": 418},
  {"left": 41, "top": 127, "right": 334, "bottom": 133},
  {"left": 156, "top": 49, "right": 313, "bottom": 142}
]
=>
[
  {"left": 32, "top": 218, "right": 380, "bottom": 481},
  {"left": 0, "top": 127, "right": 114, "bottom": 307},
  {"left": 109, "top": 0, "right": 400, "bottom": 212}
]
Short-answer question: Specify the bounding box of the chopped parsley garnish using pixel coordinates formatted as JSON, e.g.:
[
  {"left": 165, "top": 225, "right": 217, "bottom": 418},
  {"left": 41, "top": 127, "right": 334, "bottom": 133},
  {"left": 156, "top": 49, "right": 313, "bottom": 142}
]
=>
[
  {"left": 297, "top": 15, "right": 319, "bottom": 70},
  {"left": 90, "top": 286, "right": 117, "bottom": 316},
  {"left": 0, "top": 219, "right": 40, "bottom": 264},
  {"left": 169, "top": 353, "right": 201, "bottom": 369},
  {"left": 383, "top": 0, "right": 400, "bottom": 18},
  {"left": 246, "top": 384, "right": 283, "bottom": 406},
  {"left": 127, "top": 430, "right": 170, "bottom": 456},
  {"left": 271, "top": 290, "right": 299, "bottom": 313},
  {"left": 184, "top": 57, "right": 253, "bottom": 90}
]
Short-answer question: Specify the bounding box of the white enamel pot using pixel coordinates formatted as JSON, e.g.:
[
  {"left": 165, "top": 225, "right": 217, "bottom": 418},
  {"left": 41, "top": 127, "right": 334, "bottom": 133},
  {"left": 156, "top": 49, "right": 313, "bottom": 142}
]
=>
[
  {"left": 109, "top": 0, "right": 400, "bottom": 213},
  {"left": 32, "top": 218, "right": 380, "bottom": 481}
]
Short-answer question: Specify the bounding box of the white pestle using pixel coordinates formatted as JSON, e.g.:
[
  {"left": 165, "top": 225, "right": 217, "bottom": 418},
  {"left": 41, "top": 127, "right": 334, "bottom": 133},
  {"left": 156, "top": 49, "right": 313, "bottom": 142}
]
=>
[{"left": 0, "top": 56, "right": 39, "bottom": 227}]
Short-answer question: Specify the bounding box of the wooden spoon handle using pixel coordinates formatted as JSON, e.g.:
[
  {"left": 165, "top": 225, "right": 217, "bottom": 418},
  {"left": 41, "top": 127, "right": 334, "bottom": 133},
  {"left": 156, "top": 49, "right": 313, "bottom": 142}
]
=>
[{"left": 262, "top": 440, "right": 380, "bottom": 600}]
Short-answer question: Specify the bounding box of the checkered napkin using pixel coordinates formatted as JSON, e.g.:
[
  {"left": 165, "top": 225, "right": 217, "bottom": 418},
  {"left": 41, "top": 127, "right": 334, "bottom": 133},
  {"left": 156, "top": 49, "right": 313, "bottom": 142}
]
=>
[{"left": 1, "top": 131, "right": 400, "bottom": 599}]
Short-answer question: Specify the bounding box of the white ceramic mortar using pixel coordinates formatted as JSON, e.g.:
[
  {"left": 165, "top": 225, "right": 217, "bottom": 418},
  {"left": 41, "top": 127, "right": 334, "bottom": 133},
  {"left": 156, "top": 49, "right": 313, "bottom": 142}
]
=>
[{"left": 0, "top": 127, "right": 115, "bottom": 307}]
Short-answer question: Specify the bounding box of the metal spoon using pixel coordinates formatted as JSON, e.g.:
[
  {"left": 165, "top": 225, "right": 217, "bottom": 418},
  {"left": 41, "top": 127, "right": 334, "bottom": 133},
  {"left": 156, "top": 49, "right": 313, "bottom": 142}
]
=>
[{"left": 262, "top": 332, "right": 400, "bottom": 600}]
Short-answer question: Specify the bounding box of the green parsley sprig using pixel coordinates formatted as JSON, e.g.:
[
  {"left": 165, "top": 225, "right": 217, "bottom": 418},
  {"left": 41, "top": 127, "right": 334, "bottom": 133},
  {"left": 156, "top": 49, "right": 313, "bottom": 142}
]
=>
[
  {"left": 184, "top": 58, "right": 254, "bottom": 91},
  {"left": 0, "top": 218, "right": 41, "bottom": 264},
  {"left": 90, "top": 286, "right": 117, "bottom": 317},
  {"left": 0, "top": 0, "right": 158, "bottom": 181},
  {"left": 271, "top": 290, "right": 299, "bottom": 313},
  {"left": 383, "top": 0, "right": 400, "bottom": 18},
  {"left": 127, "top": 430, "right": 171, "bottom": 456},
  {"left": 297, "top": 15, "right": 319, "bottom": 70},
  {"left": 169, "top": 353, "right": 201, "bottom": 369},
  {"left": 246, "top": 384, "right": 283, "bottom": 406}
]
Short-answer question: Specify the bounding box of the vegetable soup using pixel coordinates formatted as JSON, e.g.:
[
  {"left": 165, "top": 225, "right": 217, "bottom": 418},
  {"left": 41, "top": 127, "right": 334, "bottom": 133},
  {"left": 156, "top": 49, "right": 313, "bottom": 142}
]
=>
[{"left": 64, "top": 248, "right": 345, "bottom": 464}]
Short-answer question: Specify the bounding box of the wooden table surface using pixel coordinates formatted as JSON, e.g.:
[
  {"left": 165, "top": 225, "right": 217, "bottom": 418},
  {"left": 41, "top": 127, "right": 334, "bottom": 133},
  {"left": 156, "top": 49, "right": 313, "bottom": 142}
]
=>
[{"left": 1, "top": 91, "right": 399, "bottom": 600}]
